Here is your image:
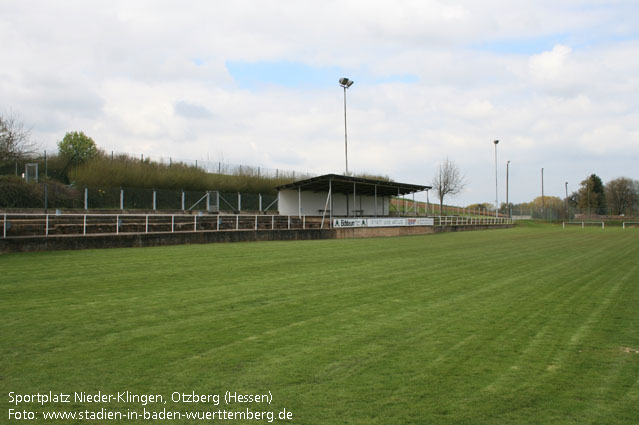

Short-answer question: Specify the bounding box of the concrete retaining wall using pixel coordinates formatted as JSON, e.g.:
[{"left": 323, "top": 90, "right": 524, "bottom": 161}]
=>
[
  {"left": 1, "top": 224, "right": 513, "bottom": 254},
  {"left": 334, "top": 224, "right": 511, "bottom": 239}
]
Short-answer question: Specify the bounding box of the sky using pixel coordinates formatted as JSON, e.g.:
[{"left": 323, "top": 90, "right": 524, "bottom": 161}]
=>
[{"left": 1, "top": 0, "right": 638, "bottom": 206}]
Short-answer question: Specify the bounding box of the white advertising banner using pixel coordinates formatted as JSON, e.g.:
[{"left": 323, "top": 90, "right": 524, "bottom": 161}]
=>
[
  {"left": 333, "top": 218, "right": 367, "bottom": 228},
  {"left": 333, "top": 218, "right": 434, "bottom": 228},
  {"left": 407, "top": 217, "right": 434, "bottom": 226},
  {"left": 367, "top": 218, "right": 407, "bottom": 227}
]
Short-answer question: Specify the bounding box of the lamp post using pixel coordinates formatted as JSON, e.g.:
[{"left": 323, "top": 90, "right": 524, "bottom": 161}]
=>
[
  {"left": 565, "top": 181, "right": 569, "bottom": 218},
  {"left": 541, "top": 168, "right": 545, "bottom": 219},
  {"left": 339, "top": 78, "right": 354, "bottom": 175},
  {"left": 506, "top": 160, "right": 511, "bottom": 219},
  {"left": 493, "top": 140, "right": 499, "bottom": 217}
]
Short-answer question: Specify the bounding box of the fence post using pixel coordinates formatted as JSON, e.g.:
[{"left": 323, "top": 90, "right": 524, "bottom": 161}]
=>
[
  {"left": 45, "top": 214, "right": 49, "bottom": 236},
  {"left": 259, "top": 193, "right": 262, "bottom": 212},
  {"left": 238, "top": 193, "right": 242, "bottom": 212},
  {"left": 83, "top": 215, "right": 87, "bottom": 235},
  {"left": 272, "top": 215, "right": 274, "bottom": 230},
  {"left": 84, "top": 188, "right": 88, "bottom": 210},
  {"left": 153, "top": 190, "right": 157, "bottom": 211},
  {"left": 206, "top": 192, "right": 210, "bottom": 211},
  {"left": 181, "top": 190, "right": 185, "bottom": 211},
  {"left": 117, "top": 215, "right": 120, "bottom": 234},
  {"left": 194, "top": 215, "right": 197, "bottom": 232},
  {"left": 171, "top": 215, "right": 174, "bottom": 232},
  {"left": 236, "top": 215, "right": 239, "bottom": 230},
  {"left": 288, "top": 216, "right": 291, "bottom": 230},
  {"left": 255, "top": 215, "right": 258, "bottom": 230},
  {"left": 3, "top": 214, "right": 6, "bottom": 238},
  {"left": 146, "top": 215, "right": 149, "bottom": 233},
  {"left": 120, "top": 189, "right": 124, "bottom": 210},
  {"left": 303, "top": 215, "right": 306, "bottom": 229}
]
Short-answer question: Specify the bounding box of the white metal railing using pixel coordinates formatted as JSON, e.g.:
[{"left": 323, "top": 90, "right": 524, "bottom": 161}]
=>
[
  {"left": 562, "top": 221, "right": 605, "bottom": 229},
  {"left": 622, "top": 222, "right": 639, "bottom": 229},
  {"left": 0, "top": 213, "right": 318, "bottom": 238},
  {"left": 434, "top": 216, "right": 512, "bottom": 226},
  {"left": 1, "top": 213, "right": 512, "bottom": 239}
]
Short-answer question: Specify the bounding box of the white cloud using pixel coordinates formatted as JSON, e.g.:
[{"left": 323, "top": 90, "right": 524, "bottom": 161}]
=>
[{"left": 1, "top": 0, "right": 638, "bottom": 205}]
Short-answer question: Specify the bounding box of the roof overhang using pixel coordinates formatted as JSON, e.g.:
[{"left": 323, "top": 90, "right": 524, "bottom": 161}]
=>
[{"left": 275, "top": 174, "right": 431, "bottom": 197}]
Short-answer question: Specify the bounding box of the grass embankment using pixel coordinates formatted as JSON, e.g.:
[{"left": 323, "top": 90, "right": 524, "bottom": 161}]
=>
[
  {"left": 70, "top": 155, "right": 298, "bottom": 194},
  {"left": 1, "top": 226, "right": 638, "bottom": 424}
]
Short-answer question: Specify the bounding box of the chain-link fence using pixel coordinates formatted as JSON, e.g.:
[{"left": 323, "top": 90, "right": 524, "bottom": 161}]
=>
[
  {"left": 0, "top": 182, "right": 279, "bottom": 213},
  {"left": 1, "top": 151, "right": 314, "bottom": 181},
  {"left": 116, "top": 151, "right": 314, "bottom": 180}
]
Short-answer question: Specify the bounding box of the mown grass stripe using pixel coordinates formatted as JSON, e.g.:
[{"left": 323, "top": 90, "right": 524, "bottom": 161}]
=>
[{"left": 1, "top": 223, "right": 638, "bottom": 424}]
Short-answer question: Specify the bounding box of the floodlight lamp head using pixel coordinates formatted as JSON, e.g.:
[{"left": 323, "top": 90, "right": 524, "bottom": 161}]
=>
[
  {"left": 339, "top": 77, "right": 354, "bottom": 88},
  {"left": 494, "top": 139, "right": 499, "bottom": 145}
]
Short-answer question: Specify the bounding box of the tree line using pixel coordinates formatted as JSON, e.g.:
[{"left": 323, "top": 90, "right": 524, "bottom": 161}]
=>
[{"left": 504, "top": 174, "right": 639, "bottom": 219}]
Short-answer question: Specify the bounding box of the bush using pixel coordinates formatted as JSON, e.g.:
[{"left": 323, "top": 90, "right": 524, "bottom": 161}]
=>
[
  {"left": 0, "top": 176, "right": 81, "bottom": 209},
  {"left": 69, "top": 154, "right": 299, "bottom": 194},
  {"left": 0, "top": 175, "right": 41, "bottom": 207}
]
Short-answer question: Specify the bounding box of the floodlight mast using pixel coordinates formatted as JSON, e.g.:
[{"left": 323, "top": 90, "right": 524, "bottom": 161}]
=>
[
  {"left": 339, "top": 78, "right": 354, "bottom": 174},
  {"left": 493, "top": 140, "right": 499, "bottom": 217}
]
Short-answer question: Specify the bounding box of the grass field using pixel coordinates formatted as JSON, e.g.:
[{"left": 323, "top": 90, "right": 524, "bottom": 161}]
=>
[{"left": 1, "top": 223, "right": 638, "bottom": 424}]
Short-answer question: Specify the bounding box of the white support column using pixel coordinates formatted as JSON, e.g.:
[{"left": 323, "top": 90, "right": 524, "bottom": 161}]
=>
[
  {"left": 236, "top": 215, "right": 239, "bottom": 230},
  {"left": 153, "top": 190, "right": 157, "bottom": 210},
  {"left": 171, "top": 215, "right": 174, "bottom": 232},
  {"left": 84, "top": 188, "right": 88, "bottom": 210},
  {"left": 288, "top": 216, "right": 290, "bottom": 230},
  {"left": 303, "top": 215, "right": 306, "bottom": 229},
  {"left": 83, "top": 215, "right": 87, "bottom": 235},
  {"left": 255, "top": 215, "right": 258, "bottom": 230},
  {"left": 259, "top": 193, "right": 262, "bottom": 212},
  {"left": 298, "top": 186, "right": 301, "bottom": 218},
  {"left": 272, "top": 215, "right": 274, "bottom": 230},
  {"left": 116, "top": 215, "right": 119, "bottom": 234},
  {"left": 413, "top": 192, "right": 416, "bottom": 216},
  {"left": 353, "top": 183, "right": 356, "bottom": 217},
  {"left": 321, "top": 185, "right": 332, "bottom": 229},
  {"left": 45, "top": 214, "right": 49, "bottom": 236},
  {"left": 374, "top": 185, "right": 378, "bottom": 217},
  {"left": 194, "top": 215, "right": 198, "bottom": 232},
  {"left": 329, "top": 179, "right": 333, "bottom": 227},
  {"left": 120, "top": 189, "right": 124, "bottom": 210},
  {"left": 181, "top": 191, "right": 185, "bottom": 211},
  {"left": 206, "top": 192, "right": 210, "bottom": 211},
  {"left": 146, "top": 215, "right": 149, "bottom": 233},
  {"left": 3, "top": 214, "right": 6, "bottom": 238},
  {"left": 238, "top": 192, "right": 241, "bottom": 212}
]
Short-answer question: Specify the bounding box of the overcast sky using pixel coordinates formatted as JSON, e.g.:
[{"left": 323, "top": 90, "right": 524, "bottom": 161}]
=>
[{"left": 2, "top": 0, "right": 638, "bottom": 205}]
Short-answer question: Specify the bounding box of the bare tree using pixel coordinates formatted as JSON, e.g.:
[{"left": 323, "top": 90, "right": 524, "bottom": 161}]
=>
[
  {"left": 0, "top": 112, "right": 38, "bottom": 162},
  {"left": 432, "top": 157, "right": 467, "bottom": 214}
]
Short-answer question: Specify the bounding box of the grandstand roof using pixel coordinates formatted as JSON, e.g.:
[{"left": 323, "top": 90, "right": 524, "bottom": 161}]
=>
[{"left": 275, "top": 174, "right": 431, "bottom": 197}]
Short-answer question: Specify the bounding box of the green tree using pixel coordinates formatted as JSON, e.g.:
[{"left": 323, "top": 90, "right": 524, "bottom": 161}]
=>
[
  {"left": 57, "top": 131, "right": 98, "bottom": 163},
  {"left": 605, "top": 177, "right": 639, "bottom": 215},
  {"left": 577, "top": 174, "right": 606, "bottom": 215}
]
